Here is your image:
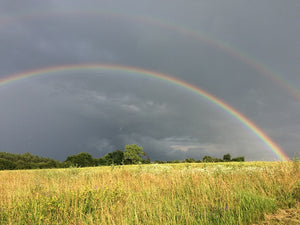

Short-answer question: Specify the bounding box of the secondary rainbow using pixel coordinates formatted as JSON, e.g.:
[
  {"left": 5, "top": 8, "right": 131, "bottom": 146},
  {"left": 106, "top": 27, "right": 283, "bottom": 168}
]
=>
[
  {"left": 0, "top": 63, "right": 289, "bottom": 161},
  {"left": 1, "top": 10, "right": 299, "bottom": 103}
]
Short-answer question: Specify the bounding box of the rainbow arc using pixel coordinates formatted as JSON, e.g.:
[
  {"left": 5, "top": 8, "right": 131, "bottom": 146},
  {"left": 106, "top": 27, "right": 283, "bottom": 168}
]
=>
[{"left": 0, "top": 63, "right": 290, "bottom": 161}]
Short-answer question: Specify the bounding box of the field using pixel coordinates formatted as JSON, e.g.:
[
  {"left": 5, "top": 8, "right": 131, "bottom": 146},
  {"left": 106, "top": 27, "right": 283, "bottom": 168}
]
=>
[{"left": 0, "top": 162, "right": 299, "bottom": 224}]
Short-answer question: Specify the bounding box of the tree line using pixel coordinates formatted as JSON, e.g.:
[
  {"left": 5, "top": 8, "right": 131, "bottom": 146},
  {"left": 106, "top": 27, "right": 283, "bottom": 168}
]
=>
[
  {"left": 156, "top": 154, "right": 245, "bottom": 164},
  {"left": 0, "top": 144, "right": 244, "bottom": 170}
]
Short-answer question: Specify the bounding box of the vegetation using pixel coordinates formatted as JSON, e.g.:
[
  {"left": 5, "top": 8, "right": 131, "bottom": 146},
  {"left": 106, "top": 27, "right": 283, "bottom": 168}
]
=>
[
  {"left": 65, "top": 152, "right": 96, "bottom": 167},
  {"left": 0, "top": 161, "right": 299, "bottom": 224},
  {"left": 0, "top": 152, "right": 61, "bottom": 170},
  {"left": 124, "top": 144, "right": 145, "bottom": 164},
  {"left": 0, "top": 145, "right": 245, "bottom": 170}
]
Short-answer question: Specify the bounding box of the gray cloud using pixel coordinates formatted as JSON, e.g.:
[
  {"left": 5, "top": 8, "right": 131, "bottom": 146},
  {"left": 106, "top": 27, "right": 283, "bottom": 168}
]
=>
[{"left": 0, "top": 0, "right": 299, "bottom": 161}]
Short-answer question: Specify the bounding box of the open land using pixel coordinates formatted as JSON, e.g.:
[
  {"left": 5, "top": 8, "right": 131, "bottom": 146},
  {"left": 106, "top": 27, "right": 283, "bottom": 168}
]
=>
[{"left": 0, "top": 161, "right": 299, "bottom": 224}]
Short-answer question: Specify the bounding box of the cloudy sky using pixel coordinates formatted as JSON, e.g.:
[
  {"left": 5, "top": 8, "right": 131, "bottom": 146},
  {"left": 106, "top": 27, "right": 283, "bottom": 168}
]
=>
[{"left": 0, "top": 0, "right": 299, "bottom": 161}]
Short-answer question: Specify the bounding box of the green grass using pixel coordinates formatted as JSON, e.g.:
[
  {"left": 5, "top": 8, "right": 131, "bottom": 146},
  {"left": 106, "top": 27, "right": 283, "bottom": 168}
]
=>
[{"left": 0, "top": 162, "right": 299, "bottom": 224}]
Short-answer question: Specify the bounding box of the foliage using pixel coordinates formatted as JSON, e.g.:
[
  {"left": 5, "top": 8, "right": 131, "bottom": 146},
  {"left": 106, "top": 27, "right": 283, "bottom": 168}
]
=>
[
  {"left": 142, "top": 156, "right": 151, "bottom": 164},
  {"left": 103, "top": 150, "right": 124, "bottom": 165},
  {"left": 223, "top": 153, "right": 231, "bottom": 161},
  {"left": 202, "top": 154, "right": 245, "bottom": 163},
  {"left": 0, "top": 158, "right": 16, "bottom": 170},
  {"left": 124, "top": 144, "right": 144, "bottom": 164},
  {"left": 0, "top": 146, "right": 247, "bottom": 170},
  {"left": 232, "top": 156, "right": 245, "bottom": 162},
  {"left": 203, "top": 155, "right": 215, "bottom": 162},
  {"left": 0, "top": 152, "right": 62, "bottom": 170},
  {"left": 64, "top": 152, "right": 95, "bottom": 167}
]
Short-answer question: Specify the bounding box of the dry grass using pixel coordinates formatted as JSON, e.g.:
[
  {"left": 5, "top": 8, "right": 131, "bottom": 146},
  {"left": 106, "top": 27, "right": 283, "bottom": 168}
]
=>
[
  {"left": 0, "top": 161, "right": 299, "bottom": 224},
  {"left": 254, "top": 202, "right": 300, "bottom": 225}
]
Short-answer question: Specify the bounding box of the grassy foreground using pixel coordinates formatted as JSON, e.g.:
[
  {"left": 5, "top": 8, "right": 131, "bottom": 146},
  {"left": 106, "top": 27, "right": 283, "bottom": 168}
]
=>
[{"left": 0, "top": 162, "right": 299, "bottom": 224}]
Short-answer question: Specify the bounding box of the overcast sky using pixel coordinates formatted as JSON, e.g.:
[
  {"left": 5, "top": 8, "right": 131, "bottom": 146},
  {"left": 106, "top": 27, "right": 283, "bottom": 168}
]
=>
[{"left": 0, "top": 0, "right": 299, "bottom": 161}]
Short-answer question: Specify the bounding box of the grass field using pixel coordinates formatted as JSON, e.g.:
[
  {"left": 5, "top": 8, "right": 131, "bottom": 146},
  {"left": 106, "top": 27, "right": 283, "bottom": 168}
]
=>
[{"left": 0, "top": 161, "right": 299, "bottom": 224}]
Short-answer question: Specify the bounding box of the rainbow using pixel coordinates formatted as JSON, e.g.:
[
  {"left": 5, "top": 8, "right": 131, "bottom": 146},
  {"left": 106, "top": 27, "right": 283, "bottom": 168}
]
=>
[
  {"left": 0, "top": 10, "right": 299, "bottom": 104},
  {"left": 0, "top": 63, "right": 290, "bottom": 161}
]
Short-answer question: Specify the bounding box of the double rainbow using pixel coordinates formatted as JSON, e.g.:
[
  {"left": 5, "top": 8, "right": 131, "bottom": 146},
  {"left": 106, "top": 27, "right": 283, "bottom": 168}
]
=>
[{"left": 0, "top": 64, "right": 290, "bottom": 161}]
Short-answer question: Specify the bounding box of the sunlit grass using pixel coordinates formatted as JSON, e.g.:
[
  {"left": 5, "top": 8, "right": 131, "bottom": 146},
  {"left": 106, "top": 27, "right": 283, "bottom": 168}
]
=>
[{"left": 0, "top": 161, "right": 299, "bottom": 224}]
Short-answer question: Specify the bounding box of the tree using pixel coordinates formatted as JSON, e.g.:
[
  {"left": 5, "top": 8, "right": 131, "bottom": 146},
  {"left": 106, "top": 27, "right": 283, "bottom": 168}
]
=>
[
  {"left": 124, "top": 144, "right": 144, "bottom": 164},
  {"left": 203, "top": 155, "right": 214, "bottom": 162},
  {"left": 103, "top": 150, "right": 124, "bottom": 165},
  {"left": 0, "top": 152, "right": 63, "bottom": 170},
  {"left": 231, "top": 156, "right": 245, "bottom": 162},
  {"left": 143, "top": 156, "right": 151, "bottom": 164},
  {"left": 184, "top": 158, "right": 196, "bottom": 163},
  {"left": 64, "top": 152, "right": 95, "bottom": 167},
  {"left": 0, "top": 158, "right": 16, "bottom": 170},
  {"left": 223, "top": 153, "right": 231, "bottom": 161},
  {"left": 95, "top": 157, "right": 107, "bottom": 166}
]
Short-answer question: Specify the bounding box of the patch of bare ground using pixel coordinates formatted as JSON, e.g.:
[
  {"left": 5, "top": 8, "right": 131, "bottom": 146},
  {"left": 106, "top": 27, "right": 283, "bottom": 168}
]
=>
[{"left": 254, "top": 202, "right": 300, "bottom": 225}]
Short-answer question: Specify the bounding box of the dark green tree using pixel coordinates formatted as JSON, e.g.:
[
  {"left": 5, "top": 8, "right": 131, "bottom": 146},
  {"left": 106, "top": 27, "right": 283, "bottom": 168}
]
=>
[
  {"left": 203, "top": 155, "right": 214, "bottom": 162},
  {"left": 103, "top": 150, "right": 124, "bottom": 165},
  {"left": 184, "top": 158, "right": 196, "bottom": 163},
  {"left": 223, "top": 153, "right": 231, "bottom": 161},
  {"left": 0, "top": 151, "right": 63, "bottom": 170},
  {"left": 64, "top": 152, "right": 95, "bottom": 167},
  {"left": 231, "top": 156, "right": 245, "bottom": 162},
  {"left": 95, "top": 157, "right": 107, "bottom": 166},
  {"left": 144, "top": 156, "right": 151, "bottom": 164},
  {"left": 0, "top": 158, "right": 16, "bottom": 170}
]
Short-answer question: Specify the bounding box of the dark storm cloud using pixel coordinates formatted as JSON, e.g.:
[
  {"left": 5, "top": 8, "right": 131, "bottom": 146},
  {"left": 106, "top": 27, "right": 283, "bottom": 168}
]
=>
[
  {"left": 0, "top": 0, "right": 299, "bottom": 161},
  {"left": 0, "top": 13, "right": 141, "bottom": 72},
  {"left": 0, "top": 72, "right": 276, "bottom": 161},
  {"left": 0, "top": 0, "right": 52, "bottom": 12}
]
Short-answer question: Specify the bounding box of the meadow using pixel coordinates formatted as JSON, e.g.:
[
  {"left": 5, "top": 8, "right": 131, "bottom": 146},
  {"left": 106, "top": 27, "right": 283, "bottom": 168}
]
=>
[{"left": 0, "top": 161, "right": 299, "bottom": 224}]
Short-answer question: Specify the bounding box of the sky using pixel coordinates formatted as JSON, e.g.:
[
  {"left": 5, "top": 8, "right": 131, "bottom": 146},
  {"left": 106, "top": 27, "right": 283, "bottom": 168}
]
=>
[{"left": 0, "top": 0, "right": 299, "bottom": 161}]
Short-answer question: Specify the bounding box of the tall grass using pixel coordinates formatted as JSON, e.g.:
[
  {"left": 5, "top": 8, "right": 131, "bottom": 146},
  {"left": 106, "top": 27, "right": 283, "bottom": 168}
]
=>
[{"left": 0, "top": 162, "right": 299, "bottom": 224}]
